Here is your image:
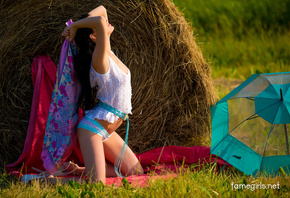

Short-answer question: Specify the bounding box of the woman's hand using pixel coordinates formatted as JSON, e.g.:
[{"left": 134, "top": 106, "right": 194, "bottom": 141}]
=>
[
  {"left": 61, "top": 16, "right": 107, "bottom": 42},
  {"left": 62, "top": 24, "right": 77, "bottom": 42}
]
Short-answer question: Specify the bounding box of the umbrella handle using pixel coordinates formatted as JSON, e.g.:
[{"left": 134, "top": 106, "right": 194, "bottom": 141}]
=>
[{"left": 280, "top": 88, "right": 284, "bottom": 101}]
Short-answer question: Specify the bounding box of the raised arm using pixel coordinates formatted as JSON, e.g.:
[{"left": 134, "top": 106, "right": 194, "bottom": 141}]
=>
[
  {"left": 62, "top": 15, "right": 109, "bottom": 74},
  {"left": 88, "top": 5, "right": 108, "bottom": 20},
  {"left": 62, "top": 16, "right": 107, "bottom": 40},
  {"left": 62, "top": 5, "right": 109, "bottom": 41}
]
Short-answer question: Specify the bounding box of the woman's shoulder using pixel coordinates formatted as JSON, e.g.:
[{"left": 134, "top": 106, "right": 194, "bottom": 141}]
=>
[
  {"left": 91, "top": 57, "right": 111, "bottom": 76},
  {"left": 91, "top": 52, "right": 110, "bottom": 75}
]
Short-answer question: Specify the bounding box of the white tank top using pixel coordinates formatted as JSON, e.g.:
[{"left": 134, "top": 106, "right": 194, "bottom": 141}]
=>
[{"left": 89, "top": 53, "right": 132, "bottom": 122}]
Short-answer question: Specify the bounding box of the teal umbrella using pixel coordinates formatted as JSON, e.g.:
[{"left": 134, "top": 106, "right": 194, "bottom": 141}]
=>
[{"left": 211, "top": 72, "right": 290, "bottom": 175}]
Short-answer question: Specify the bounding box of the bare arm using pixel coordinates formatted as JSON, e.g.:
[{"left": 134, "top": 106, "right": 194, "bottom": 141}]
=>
[
  {"left": 62, "top": 16, "right": 105, "bottom": 40},
  {"left": 88, "top": 5, "right": 108, "bottom": 20},
  {"left": 61, "top": 5, "right": 108, "bottom": 40},
  {"left": 62, "top": 16, "right": 109, "bottom": 74}
]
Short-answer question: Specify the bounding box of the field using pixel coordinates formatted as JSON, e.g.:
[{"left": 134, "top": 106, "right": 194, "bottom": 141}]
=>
[
  {"left": 173, "top": 0, "right": 289, "bottom": 80},
  {"left": 1, "top": 163, "right": 289, "bottom": 197},
  {"left": 1, "top": 0, "right": 289, "bottom": 197}
]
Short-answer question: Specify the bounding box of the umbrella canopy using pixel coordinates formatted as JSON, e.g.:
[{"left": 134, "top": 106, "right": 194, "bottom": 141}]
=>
[{"left": 211, "top": 72, "right": 290, "bottom": 175}]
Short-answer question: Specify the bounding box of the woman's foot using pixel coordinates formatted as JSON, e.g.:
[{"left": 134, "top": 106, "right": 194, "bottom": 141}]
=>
[
  {"left": 56, "top": 161, "right": 85, "bottom": 176},
  {"left": 22, "top": 162, "right": 85, "bottom": 184}
]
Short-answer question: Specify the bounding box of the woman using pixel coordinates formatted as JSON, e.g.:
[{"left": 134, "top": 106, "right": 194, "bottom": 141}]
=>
[{"left": 62, "top": 5, "right": 143, "bottom": 183}]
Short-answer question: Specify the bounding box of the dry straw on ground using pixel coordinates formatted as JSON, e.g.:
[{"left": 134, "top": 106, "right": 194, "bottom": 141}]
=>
[{"left": 0, "top": 0, "right": 217, "bottom": 168}]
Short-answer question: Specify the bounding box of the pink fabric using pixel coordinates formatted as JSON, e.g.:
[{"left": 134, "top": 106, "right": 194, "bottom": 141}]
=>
[
  {"left": 6, "top": 55, "right": 57, "bottom": 174},
  {"left": 138, "top": 145, "right": 226, "bottom": 172}
]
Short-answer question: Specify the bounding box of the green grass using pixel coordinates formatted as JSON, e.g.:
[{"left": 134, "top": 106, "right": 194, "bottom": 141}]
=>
[
  {"left": 173, "top": 0, "right": 290, "bottom": 79},
  {"left": 1, "top": 163, "right": 290, "bottom": 197}
]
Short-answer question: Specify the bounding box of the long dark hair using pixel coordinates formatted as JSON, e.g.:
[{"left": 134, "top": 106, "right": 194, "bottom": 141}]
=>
[{"left": 74, "top": 14, "right": 98, "bottom": 111}]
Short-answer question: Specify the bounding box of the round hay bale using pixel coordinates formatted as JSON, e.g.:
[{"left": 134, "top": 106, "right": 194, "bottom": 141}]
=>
[{"left": 0, "top": 0, "right": 217, "bottom": 168}]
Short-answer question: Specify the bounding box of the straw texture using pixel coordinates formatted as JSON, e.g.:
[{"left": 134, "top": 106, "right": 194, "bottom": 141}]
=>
[{"left": 0, "top": 0, "right": 217, "bottom": 167}]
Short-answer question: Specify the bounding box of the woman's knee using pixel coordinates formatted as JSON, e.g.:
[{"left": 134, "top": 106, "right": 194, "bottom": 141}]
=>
[{"left": 126, "top": 164, "right": 144, "bottom": 176}]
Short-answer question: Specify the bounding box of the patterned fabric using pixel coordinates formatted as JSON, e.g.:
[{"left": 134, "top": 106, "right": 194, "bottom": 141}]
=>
[
  {"left": 89, "top": 54, "right": 132, "bottom": 123},
  {"left": 41, "top": 20, "right": 82, "bottom": 174}
]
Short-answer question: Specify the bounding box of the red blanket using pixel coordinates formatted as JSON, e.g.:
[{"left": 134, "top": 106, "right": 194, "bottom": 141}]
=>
[
  {"left": 6, "top": 55, "right": 227, "bottom": 186},
  {"left": 107, "top": 145, "right": 226, "bottom": 187}
]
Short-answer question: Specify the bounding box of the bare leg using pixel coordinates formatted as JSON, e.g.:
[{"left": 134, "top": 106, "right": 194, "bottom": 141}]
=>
[
  {"left": 106, "top": 162, "right": 118, "bottom": 177},
  {"left": 103, "top": 132, "right": 144, "bottom": 176},
  {"left": 77, "top": 128, "right": 106, "bottom": 183}
]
